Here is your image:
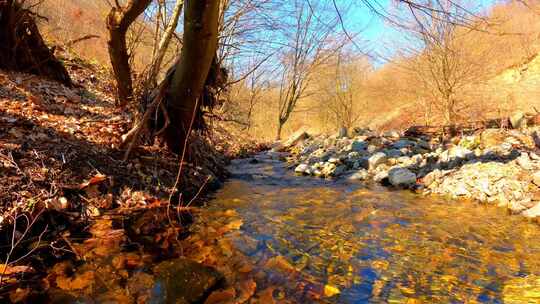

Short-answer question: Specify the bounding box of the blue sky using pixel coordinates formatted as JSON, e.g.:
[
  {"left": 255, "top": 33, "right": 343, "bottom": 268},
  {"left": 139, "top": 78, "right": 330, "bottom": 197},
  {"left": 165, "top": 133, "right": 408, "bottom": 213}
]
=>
[{"left": 344, "top": 0, "right": 502, "bottom": 64}]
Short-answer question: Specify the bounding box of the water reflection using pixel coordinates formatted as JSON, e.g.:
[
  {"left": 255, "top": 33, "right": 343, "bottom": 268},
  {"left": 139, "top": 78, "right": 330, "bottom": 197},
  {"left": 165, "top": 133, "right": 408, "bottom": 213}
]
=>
[{"left": 205, "top": 154, "right": 540, "bottom": 303}]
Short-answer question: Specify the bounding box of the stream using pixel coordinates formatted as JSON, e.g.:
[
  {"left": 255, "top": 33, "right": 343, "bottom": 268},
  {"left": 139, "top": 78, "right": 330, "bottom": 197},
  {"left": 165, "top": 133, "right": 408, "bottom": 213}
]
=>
[{"left": 202, "top": 152, "right": 540, "bottom": 303}]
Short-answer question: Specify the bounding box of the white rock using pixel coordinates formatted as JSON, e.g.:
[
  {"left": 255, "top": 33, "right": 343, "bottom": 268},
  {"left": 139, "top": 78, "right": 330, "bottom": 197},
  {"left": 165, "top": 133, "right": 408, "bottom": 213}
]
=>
[
  {"left": 388, "top": 168, "right": 417, "bottom": 187},
  {"left": 294, "top": 164, "right": 309, "bottom": 174},
  {"left": 321, "top": 163, "right": 337, "bottom": 177},
  {"left": 522, "top": 203, "right": 540, "bottom": 218},
  {"left": 517, "top": 153, "right": 533, "bottom": 170},
  {"left": 328, "top": 157, "right": 340, "bottom": 164},
  {"left": 449, "top": 146, "right": 473, "bottom": 159},
  {"left": 368, "top": 152, "right": 387, "bottom": 170},
  {"left": 373, "top": 170, "right": 389, "bottom": 183}
]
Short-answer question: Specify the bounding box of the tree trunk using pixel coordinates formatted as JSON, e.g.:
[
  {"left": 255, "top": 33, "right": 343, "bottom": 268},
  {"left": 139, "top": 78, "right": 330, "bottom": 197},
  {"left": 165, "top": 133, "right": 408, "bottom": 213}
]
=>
[
  {"left": 276, "top": 121, "right": 283, "bottom": 141},
  {"left": 162, "top": 0, "right": 220, "bottom": 154},
  {"left": 106, "top": 0, "right": 152, "bottom": 106},
  {"left": 148, "top": 0, "right": 184, "bottom": 86}
]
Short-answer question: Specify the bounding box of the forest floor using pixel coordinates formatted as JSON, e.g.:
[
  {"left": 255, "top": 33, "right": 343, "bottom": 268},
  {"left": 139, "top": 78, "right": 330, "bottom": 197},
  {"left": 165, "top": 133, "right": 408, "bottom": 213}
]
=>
[{"left": 0, "top": 50, "right": 268, "bottom": 302}]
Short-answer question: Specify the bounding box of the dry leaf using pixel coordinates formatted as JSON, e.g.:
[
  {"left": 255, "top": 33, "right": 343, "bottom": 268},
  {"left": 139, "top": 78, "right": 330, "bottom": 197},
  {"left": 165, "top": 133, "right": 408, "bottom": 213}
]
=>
[
  {"left": 323, "top": 284, "right": 340, "bottom": 297},
  {"left": 0, "top": 264, "right": 35, "bottom": 275},
  {"left": 79, "top": 174, "right": 107, "bottom": 189},
  {"left": 9, "top": 288, "right": 30, "bottom": 303}
]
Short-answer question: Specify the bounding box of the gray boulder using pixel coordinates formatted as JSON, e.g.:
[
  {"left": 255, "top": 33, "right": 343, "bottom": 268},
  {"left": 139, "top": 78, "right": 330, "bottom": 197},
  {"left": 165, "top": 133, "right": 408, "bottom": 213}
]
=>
[
  {"left": 350, "top": 141, "right": 367, "bottom": 152},
  {"left": 385, "top": 149, "right": 402, "bottom": 158},
  {"left": 388, "top": 168, "right": 417, "bottom": 187}
]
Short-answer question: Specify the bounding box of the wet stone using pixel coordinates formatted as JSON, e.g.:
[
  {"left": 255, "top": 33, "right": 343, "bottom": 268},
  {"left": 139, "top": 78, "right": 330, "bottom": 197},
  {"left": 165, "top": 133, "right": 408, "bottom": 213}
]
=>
[{"left": 152, "top": 258, "right": 223, "bottom": 304}]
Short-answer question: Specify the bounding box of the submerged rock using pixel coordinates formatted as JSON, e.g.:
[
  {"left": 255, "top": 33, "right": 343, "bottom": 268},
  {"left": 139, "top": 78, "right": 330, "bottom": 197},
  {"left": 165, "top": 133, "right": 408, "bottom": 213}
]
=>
[{"left": 153, "top": 258, "right": 223, "bottom": 304}]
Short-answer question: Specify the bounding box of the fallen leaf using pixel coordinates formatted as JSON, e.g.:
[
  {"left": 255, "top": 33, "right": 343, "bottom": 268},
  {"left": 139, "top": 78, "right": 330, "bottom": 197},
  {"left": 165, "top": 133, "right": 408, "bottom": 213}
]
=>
[
  {"left": 9, "top": 288, "right": 30, "bottom": 303},
  {"left": 0, "top": 264, "right": 35, "bottom": 277},
  {"left": 56, "top": 270, "right": 95, "bottom": 291},
  {"left": 79, "top": 174, "right": 107, "bottom": 189},
  {"left": 324, "top": 284, "right": 340, "bottom": 297}
]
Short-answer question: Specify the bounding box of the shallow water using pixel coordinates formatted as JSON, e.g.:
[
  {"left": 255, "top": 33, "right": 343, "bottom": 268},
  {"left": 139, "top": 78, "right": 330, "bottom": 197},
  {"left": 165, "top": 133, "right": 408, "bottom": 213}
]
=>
[{"left": 205, "top": 153, "right": 540, "bottom": 303}]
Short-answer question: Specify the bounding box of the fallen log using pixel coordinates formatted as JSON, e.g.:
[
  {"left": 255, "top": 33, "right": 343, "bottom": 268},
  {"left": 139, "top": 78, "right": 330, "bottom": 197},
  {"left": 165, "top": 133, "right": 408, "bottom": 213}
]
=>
[{"left": 0, "top": 0, "right": 71, "bottom": 86}]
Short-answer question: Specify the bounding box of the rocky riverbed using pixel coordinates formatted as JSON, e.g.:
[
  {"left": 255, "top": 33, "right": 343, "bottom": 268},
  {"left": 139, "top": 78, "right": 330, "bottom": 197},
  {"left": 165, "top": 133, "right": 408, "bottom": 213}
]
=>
[{"left": 281, "top": 127, "right": 540, "bottom": 219}]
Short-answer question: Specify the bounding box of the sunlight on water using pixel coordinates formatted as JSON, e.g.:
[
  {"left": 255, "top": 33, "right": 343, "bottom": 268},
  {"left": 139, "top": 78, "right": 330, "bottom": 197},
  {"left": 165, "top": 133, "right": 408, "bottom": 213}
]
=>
[{"left": 205, "top": 155, "right": 540, "bottom": 303}]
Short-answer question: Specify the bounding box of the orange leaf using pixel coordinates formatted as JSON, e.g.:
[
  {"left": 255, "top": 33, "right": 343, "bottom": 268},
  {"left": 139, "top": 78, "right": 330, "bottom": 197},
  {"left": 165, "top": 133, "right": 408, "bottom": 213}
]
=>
[{"left": 79, "top": 174, "right": 107, "bottom": 189}]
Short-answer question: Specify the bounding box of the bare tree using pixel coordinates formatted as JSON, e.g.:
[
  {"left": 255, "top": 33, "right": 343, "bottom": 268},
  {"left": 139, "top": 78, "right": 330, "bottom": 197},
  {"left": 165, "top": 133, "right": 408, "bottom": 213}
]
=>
[
  {"left": 276, "top": 0, "right": 345, "bottom": 140},
  {"left": 147, "top": 0, "right": 184, "bottom": 86},
  {"left": 323, "top": 52, "right": 370, "bottom": 132},
  {"left": 397, "top": 0, "right": 490, "bottom": 124},
  {"left": 106, "top": 0, "right": 152, "bottom": 106}
]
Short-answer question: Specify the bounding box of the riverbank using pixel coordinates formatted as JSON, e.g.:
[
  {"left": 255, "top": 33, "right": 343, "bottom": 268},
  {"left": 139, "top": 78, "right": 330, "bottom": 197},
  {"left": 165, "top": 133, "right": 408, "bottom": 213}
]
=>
[
  {"left": 285, "top": 127, "right": 540, "bottom": 219},
  {"left": 0, "top": 49, "right": 261, "bottom": 302}
]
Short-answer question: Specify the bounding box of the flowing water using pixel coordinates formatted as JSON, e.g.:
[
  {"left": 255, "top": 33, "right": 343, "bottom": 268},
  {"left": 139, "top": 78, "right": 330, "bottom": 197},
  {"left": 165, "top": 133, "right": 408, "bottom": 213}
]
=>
[{"left": 203, "top": 153, "right": 540, "bottom": 303}]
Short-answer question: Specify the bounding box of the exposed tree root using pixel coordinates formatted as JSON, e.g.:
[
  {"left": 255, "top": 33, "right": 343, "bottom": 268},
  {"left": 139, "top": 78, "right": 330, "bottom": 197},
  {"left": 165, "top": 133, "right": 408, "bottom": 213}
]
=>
[{"left": 0, "top": 0, "right": 72, "bottom": 86}]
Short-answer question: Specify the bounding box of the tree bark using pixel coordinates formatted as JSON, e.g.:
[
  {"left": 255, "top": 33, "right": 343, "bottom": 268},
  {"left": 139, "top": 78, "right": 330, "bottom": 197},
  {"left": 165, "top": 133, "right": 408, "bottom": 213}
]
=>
[
  {"left": 162, "top": 0, "right": 220, "bottom": 153},
  {"left": 106, "top": 0, "right": 152, "bottom": 106},
  {"left": 276, "top": 121, "right": 283, "bottom": 141}
]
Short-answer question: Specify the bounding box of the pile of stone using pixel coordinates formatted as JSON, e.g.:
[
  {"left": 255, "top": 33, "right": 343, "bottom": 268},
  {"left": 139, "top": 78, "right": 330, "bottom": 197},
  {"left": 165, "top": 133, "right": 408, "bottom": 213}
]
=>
[{"left": 283, "top": 127, "right": 540, "bottom": 219}]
